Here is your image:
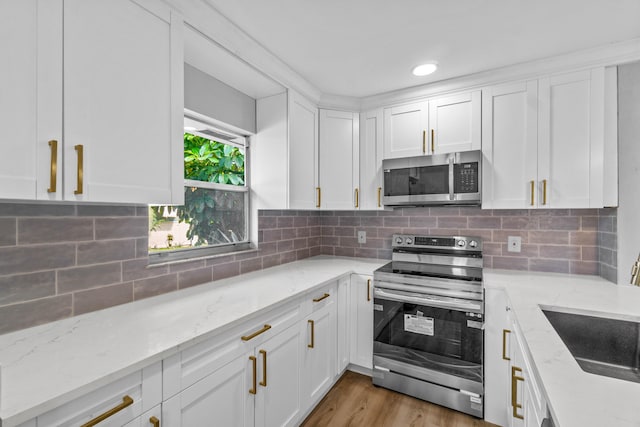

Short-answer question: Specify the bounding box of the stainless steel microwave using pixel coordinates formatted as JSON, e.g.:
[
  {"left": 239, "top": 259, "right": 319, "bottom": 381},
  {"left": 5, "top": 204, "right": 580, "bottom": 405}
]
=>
[{"left": 382, "top": 150, "right": 482, "bottom": 207}]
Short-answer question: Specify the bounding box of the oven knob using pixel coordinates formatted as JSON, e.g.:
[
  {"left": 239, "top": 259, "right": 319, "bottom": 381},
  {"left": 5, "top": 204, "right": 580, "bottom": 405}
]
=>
[
  {"left": 469, "top": 240, "right": 478, "bottom": 248},
  {"left": 457, "top": 240, "right": 466, "bottom": 247},
  {"left": 395, "top": 236, "right": 404, "bottom": 245},
  {"left": 405, "top": 237, "right": 413, "bottom": 245}
]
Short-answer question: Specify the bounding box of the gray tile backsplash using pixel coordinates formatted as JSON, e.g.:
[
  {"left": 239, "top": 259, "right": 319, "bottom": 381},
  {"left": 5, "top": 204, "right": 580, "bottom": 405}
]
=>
[{"left": 0, "top": 202, "right": 618, "bottom": 335}]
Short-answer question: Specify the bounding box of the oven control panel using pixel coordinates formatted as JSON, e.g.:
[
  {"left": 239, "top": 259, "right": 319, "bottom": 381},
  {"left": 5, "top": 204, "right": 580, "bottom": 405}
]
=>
[{"left": 392, "top": 234, "right": 482, "bottom": 252}]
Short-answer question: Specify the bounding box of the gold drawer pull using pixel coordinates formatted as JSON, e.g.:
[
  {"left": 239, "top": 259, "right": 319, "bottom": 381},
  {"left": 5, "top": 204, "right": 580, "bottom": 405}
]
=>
[
  {"left": 249, "top": 356, "right": 257, "bottom": 394},
  {"left": 74, "top": 144, "right": 84, "bottom": 195},
  {"left": 313, "top": 293, "right": 330, "bottom": 302},
  {"left": 308, "top": 319, "right": 315, "bottom": 348},
  {"left": 80, "top": 395, "right": 133, "bottom": 427},
  {"left": 367, "top": 279, "right": 371, "bottom": 302},
  {"left": 377, "top": 187, "right": 381, "bottom": 207},
  {"left": 530, "top": 180, "right": 535, "bottom": 206},
  {"left": 422, "top": 130, "right": 426, "bottom": 153},
  {"left": 542, "top": 179, "right": 548, "bottom": 205},
  {"left": 502, "top": 329, "right": 511, "bottom": 361},
  {"left": 149, "top": 416, "right": 160, "bottom": 427},
  {"left": 47, "top": 140, "right": 57, "bottom": 193},
  {"left": 511, "top": 366, "right": 524, "bottom": 420},
  {"left": 241, "top": 324, "right": 272, "bottom": 341},
  {"left": 355, "top": 188, "right": 359, "bottom": 208},
  {"left": 431, "top": 129, "right": 435, "bottom": 153},
  {"left": 316, "top": 187, "right": 321, "bottom": 208},
  {"left": 259, "top": 349, "right": 267, "bottom": 387}
]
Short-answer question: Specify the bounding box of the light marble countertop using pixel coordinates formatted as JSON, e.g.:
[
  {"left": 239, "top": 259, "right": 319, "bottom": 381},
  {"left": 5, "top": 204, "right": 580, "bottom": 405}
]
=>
[
  {"left": 486, "top": 269, "right": 640, "bottom": 427},
  {"left": 0, "top": 256, "right": 385, "bottom": 426}
]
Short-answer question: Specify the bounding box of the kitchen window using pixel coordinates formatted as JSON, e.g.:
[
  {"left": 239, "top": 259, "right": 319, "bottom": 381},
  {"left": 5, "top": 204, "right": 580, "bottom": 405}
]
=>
[{"left": 149, "top": 116, "right": 250, "bottom": 261}]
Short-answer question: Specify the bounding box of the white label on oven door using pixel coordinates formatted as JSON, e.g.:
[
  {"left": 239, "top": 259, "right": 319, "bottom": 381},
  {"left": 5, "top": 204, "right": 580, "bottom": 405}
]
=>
[
  {"left": 374, "top": 304, "right": 384, "bottom": 311},
  {"left": 404, "top": 315, "right": 434, "bottom": 336},
  {"left": 467, "top": 320, "right": 483, "bottom": 329}
]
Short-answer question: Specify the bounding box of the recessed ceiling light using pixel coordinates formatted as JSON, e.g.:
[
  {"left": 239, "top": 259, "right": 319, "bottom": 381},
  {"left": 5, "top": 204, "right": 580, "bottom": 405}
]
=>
[{"left": 412, "top": 63, "right": 438, "bottom": 77}]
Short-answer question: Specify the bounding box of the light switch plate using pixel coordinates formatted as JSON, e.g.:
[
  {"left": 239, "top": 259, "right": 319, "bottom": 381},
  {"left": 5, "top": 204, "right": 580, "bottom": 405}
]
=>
[
  {"left": 508, "top": 236, "right": 521, "bottom": 253},
  {"left": 357, "top": 230, "right": 366, "bottom": 244}
]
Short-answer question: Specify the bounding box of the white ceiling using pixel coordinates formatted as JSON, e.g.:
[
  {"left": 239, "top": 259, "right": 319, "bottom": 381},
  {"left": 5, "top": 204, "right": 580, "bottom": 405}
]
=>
[{"left": 204, "top": 0, "right": 640, "bottom": 98}]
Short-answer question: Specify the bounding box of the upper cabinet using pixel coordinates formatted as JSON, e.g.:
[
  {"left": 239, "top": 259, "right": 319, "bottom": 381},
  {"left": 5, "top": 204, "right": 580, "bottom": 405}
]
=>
[
  {"left": 318, "top": 109, "right": 359, "bottom": 210},
  {"left": 483, "top": 67, "right": 617, "bottom": 209},
  {"left": 359, "top": 109, "right": 384, "bottom": 210},
  {"left": 289, "top": 92, "right": 320, "bottom": 209},
  {"left": 0, "top": 0, "right": 183, "bottom": 204},
  {"left": 383, "top": 90, "right": 481, "bottom": 159}
]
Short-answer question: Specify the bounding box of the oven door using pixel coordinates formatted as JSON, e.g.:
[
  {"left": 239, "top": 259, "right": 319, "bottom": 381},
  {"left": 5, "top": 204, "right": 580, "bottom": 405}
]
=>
[{"left": 373, "top": 285, "right": 483, "bottom": 388}]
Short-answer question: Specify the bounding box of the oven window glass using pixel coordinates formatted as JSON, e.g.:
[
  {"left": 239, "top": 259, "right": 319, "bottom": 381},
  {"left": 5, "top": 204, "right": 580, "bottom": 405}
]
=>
[
  {"left": 373, "top": 297, "right": 482, "bottom": 382},
  {"left": 384, "top": 165, "right": 450, "bottom": 196}
]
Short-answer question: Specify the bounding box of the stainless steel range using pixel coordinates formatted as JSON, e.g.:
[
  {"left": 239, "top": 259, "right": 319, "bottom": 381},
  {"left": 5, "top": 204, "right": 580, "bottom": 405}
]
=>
[{"left": 372, "top": 234, "right": 484, "bottom": 418}]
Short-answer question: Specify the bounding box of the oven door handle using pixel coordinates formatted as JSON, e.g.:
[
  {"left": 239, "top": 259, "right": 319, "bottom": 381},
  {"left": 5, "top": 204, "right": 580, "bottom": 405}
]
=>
[{"left": 374, "top": 287, "right": 482, "bottom": 313}]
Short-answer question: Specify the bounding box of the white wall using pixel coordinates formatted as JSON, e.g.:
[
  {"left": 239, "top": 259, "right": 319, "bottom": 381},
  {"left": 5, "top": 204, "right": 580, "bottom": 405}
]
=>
[
  {"left": 616, "top": 61, "right": 640, "bottom": 284},
  {"left": 184, "top": 63, "right": 256, "bottom": 134}
]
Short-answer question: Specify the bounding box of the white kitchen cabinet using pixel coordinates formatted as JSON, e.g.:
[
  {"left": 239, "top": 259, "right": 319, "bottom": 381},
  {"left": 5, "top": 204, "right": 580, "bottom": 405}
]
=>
[
  {"left": 301, "top": 284, "right": 338, "bottom": 410},
  {"left": 36, "top": 362, "right": 162, "bottom": 427},
  {"left": 336, "top": 276, "right": 351, "bottom": 373},
  {"left": 482, "top": 81, "right": 538, "bottom": 209},
  {"left": 318, "top": 109, "right": 360, "bottom": 209},
  {"left": 289, "top": 91, "right": 320, "bottom": 209},
  {"left": 359, "top": 109, "right": 384, "bottom": 210},
  {"left": 349, "top": 274, "right": 373, "bottom": 370},
  {"left": 428, "top": 91, "right": 481, "bottom": 155},
  {"left": 483, "top": 67, "right": 616, "bottom": 209},
  {"left": 162, "top": 305, "right": 300, "bottom": 427},
  {"left": 0, "top": 0, "right": 183, "bottom": 204},
  {"left": 383, "top": 100, "right": 429, "bottom": 159}
]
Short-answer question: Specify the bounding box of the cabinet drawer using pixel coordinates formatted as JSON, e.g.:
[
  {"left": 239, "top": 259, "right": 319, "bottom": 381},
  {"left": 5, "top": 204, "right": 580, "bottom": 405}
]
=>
[
  {"left": 163, "top": 303, "right": 300, "bottom": 400},
  {"left": 514, "top": 321, "right": 546, "bottom": 418},
  {"left": 37, "top": 362, "right": 161, "bottom": 427},
  {"left": 300, "top": 282, "right": 337, "bottom": 316},
  {"left": 122, "top": 405, "right": 162, "bottom": 427}
]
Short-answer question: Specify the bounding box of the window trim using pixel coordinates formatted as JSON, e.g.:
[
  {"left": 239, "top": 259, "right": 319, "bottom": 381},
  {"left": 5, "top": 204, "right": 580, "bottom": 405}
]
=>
[{"left": 149, "top": 117, "right": 251, "bottom": 263}]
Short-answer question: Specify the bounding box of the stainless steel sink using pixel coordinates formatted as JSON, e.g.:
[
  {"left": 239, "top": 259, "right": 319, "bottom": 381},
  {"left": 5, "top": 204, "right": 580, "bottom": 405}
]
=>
[{"left": 542, "top": 308, "right": 640, "bottom": 383}]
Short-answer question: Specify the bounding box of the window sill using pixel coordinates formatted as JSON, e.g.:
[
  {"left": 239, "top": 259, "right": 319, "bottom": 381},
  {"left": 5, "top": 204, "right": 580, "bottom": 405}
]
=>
[{"left": 148, "top": 243, "right": 255, "bottom": 267}]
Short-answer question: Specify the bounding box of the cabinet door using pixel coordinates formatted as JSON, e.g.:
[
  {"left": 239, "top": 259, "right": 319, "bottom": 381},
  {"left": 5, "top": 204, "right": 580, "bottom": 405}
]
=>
[
  {"left": 429, "top": 91, "right": 481, "bottom": 155},
  {"left": 508, "top": 328, "right": 526, "bottom": 427},
  {"left": 289, "top": 91, "right": 319, "bottom": 209},
  {"left": 336, "top": 276, "right": 350, "bottom": 373},
  {"left": 483, "top": 288, "right": 511, "bottom": 427},
  {"left": 349, "top": 274, "right": 373, "bottom": 369},
  {"left": 319, "top": 109, "right": 359, "bottom": 210},
  {"left": 63, "top": 0, "right": 182, "bottom": 204},
  {"left": 255, "top": 323, "right": 303, "bottom": 427},
  {"left": 301, "top": 300, "right": 337, "bottom": 412},
  {"left": 0, "top": 0, "right": 62, "bottom": 201},
  {"left": 482, "top": 81, "right": 538, "bottom": 209},
  {"left": 538, "top": 69, "right": 605, "bottom": 208},
  {"left": 383, "top": 101, "right": 429, "bottom": 159},
  {"left": 360, "top": 109, "right": 384, "bottom": 210},
  {"left": 162, "top": 354, "right": 253, "bottom": 427}
]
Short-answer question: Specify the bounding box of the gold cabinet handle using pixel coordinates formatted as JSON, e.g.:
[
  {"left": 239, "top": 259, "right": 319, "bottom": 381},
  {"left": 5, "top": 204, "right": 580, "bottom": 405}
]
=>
[
  {"left": 511, "top": 366, "right": 524, "bottom": 420},
  {"left": 149, "top": 416, "right": 160, "bottom": 427},
  {"left": 502, "top": 329, "right": 511, "bottom": 361},
  {"left": 542, "top": 179, "right": 547, "bottom": 205},
  {"left": 308, "top": 319, "right": 315, "bottom": 348},
  {"left": 241, "top": 324, "right": 272, "bottom": 341},
  {"left": 259, "top": 349, "right": 267, "bottom": 387},
  {"left": 313, "top": 293, "right": 330, "bottom": 302},
  {"left": 316, "top": 187, "right": 321, "bottom": 208},
  {"left": 355, "top": 188, "right": 359, "bottom": 208},
  {"left": 47, "top": 140, "right": 58, "bottom": 193},
  {"left": 422, "top": 130, "right": 426, "bottom": 153},
  {"left": 431, "top": 129, "right": 435, "bottom": 153},
  {"left": 74, "top": 144, "right": 84, "bottom": 195},
  {"left": 80, "top": 395, "right": 133, "bottom": 427},
  {"left": 249, "top": 356, "right": 257, "bottom": 394},
  {"left": 367, "top": 279, "right": 371, "bottom": 302},
  {"left": 377, "top": 187, "right": 382, "bottom": 208},
  {"left": 530, "top": 180, "right": 535, "bottom": 206}
]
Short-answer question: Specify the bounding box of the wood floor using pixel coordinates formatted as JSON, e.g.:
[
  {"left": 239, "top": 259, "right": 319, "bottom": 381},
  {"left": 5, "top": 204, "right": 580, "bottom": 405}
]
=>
[{"left": 300, "top": 371, "right": 498, "bottom": 427}]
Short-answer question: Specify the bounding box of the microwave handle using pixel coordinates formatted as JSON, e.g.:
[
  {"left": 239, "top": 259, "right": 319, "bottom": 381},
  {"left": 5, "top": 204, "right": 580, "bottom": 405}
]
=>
[{"left": 448, "top": 156, "right": 455, "bottom": 201}]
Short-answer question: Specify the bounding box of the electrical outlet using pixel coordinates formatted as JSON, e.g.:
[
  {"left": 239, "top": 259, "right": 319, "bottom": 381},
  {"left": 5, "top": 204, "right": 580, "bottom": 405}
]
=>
[
  {"left": 357, "top": 230, "right": 366, "bottom": 244},
  {"left": 507, "top": 236, "right": 522, "bottom": 253}
]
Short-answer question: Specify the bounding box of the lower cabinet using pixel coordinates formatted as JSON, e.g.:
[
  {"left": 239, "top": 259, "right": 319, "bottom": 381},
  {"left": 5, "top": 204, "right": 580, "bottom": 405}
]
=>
[
  {"left": 485, "top": 287, "right": 548, "bottom": 427},
  {"left": 349, "top": 274, "right": 373, "bottom": 369}
]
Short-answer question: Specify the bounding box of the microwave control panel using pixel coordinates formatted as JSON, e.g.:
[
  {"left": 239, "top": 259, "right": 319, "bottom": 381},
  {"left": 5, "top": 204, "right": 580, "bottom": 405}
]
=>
[{"left": 454, "top": 162, "right": 479, "bottom": 193}]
